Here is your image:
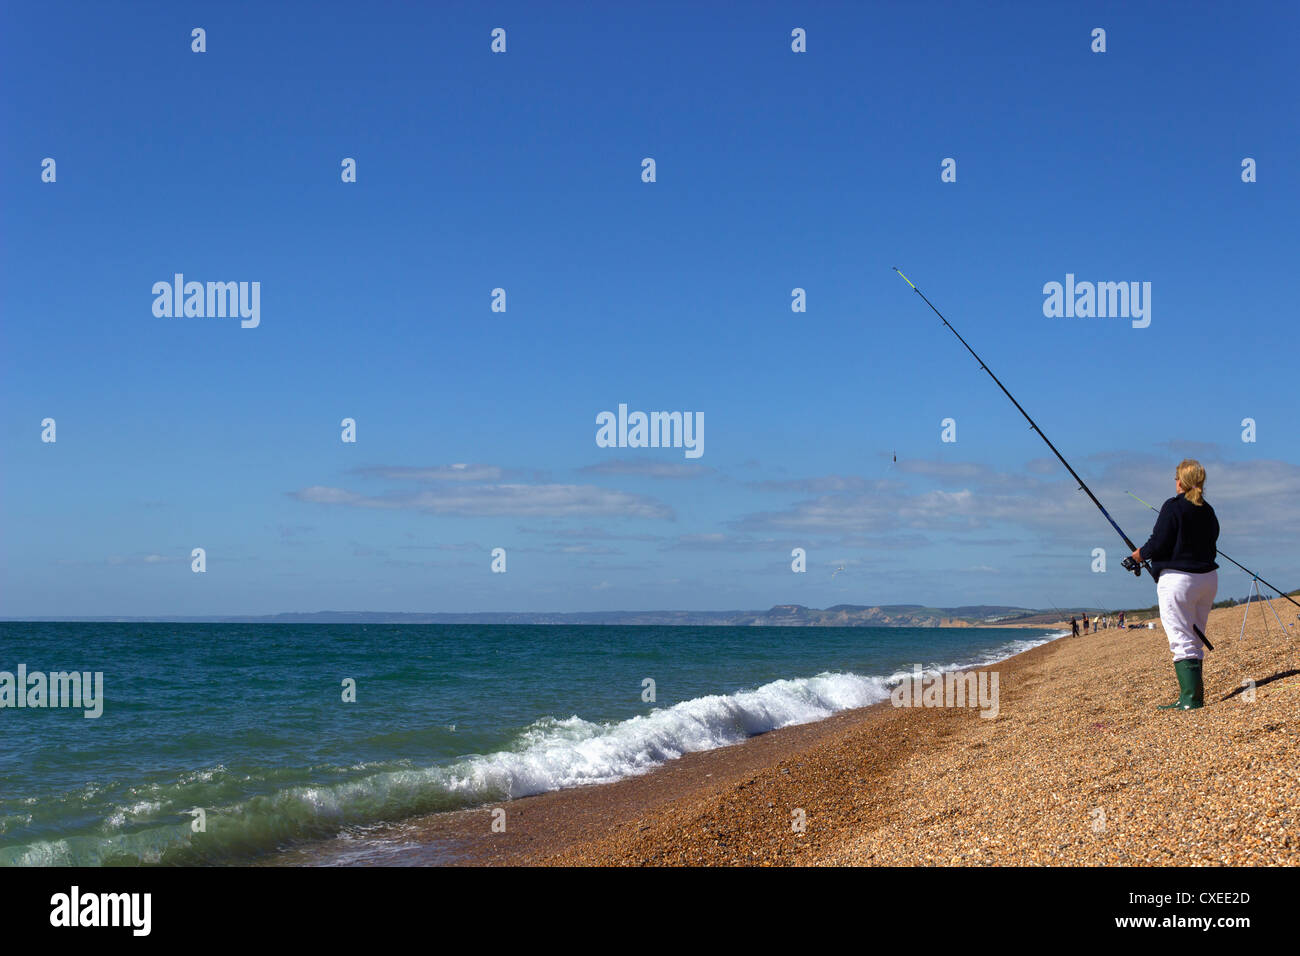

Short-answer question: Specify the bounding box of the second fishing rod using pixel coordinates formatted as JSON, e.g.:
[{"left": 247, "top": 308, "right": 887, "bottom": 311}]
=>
[{"left": 892, "top": 267, "right": 1212, "bottom": 650}]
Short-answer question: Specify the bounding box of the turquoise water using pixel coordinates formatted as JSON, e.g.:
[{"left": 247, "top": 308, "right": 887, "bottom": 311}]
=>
[{"left": 0, "top": 622, "right": 1060, "bottom": 865}]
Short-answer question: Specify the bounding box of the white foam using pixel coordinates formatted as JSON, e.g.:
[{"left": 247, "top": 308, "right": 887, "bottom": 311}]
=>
[
  {"left": 881, "top": 632, "right": 1065, "bottom": 686},
  {"left": 104, "top": 800, "right": 162, "bottom": 830},
  {"left": 433, "top": 671, "right": 892, "bottom": 800}
]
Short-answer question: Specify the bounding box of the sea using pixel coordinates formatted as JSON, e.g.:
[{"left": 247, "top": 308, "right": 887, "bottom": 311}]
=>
[{"left": 0, "top": 621, "right": 1062, "bottom": 866}]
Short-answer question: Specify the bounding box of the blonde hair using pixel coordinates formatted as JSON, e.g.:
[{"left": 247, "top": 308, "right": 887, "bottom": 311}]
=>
[{"left": 1177, "top": 459, "right": 1207, "bottom": 506}]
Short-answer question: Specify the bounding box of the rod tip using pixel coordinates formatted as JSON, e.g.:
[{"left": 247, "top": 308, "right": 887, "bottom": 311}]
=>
[{"left": 893, "top": 267, "right": 917, "bottom": 289}]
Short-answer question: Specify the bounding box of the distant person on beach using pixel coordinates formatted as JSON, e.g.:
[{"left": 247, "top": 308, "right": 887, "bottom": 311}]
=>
[
  {"left": 1131, "top": 459, "right": 1219, "bottom": 711},
  {"left": 1118, "top": 611, "right": 1126, "bottom": 629},
  {"left": 1071, "top": 616, "right": 1079, "bottom": 637},
  {"left": 1082, "top": 611, "right": 1089, "bottom": 633}
]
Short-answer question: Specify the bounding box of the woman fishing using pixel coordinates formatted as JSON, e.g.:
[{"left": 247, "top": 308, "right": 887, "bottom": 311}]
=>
[{"left": 1130, "top": 459, "right": 1220, "bottom": 710}]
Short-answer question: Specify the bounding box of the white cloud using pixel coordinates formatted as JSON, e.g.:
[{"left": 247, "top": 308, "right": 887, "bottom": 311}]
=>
[
  {"left": 291, "top": 482, "right": 672, "bottom": 519},
  {"left": 579, "top": 459, "right": 714, "bottom": 479}
]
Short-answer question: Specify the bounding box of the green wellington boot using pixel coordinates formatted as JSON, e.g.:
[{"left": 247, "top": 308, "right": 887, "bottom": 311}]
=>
[{"left": 1157, "top": 659, "right": 1204, "bottom": 710}]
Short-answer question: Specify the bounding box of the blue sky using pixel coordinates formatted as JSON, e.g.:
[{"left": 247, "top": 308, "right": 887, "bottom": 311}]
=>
[{"left": 2, "top": 0, "right": 1296, "bottom": 617}]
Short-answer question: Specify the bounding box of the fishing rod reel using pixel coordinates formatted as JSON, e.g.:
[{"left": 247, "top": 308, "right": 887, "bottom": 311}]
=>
[{"left": 1121, "top": 555, "right": 1144, "bottom": 577}]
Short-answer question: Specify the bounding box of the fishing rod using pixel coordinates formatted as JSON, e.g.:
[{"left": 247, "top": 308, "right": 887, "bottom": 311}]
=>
[
  {"left": 892, "top": 267, "right": 1213, "bottom": 650},
  {"left": 1044, "top": 602, "right": 1073, "bottom": 630},
  {"left": 1126, "top": 491, "right": 1300, "bottom": 611}
]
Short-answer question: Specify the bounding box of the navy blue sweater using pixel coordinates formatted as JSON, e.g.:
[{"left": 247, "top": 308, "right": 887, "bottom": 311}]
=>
[{"left": 1138, "top": 493, "right": 1219, "bottom": 578}]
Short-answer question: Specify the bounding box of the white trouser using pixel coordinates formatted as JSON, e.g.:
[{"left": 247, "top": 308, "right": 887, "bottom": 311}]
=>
[{"left": 1156, "top": 569, "right": 1217, "bottom": 661}]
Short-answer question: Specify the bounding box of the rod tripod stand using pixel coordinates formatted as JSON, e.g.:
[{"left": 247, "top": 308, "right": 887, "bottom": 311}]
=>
[{"left": 1237, "top": 576, "right": 1295, "bottom": 645}]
